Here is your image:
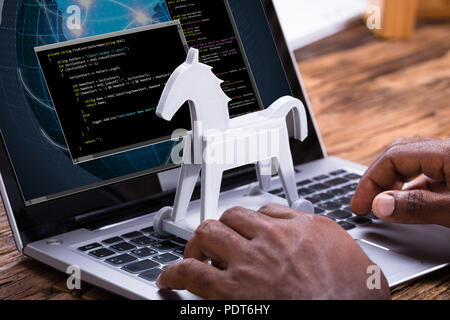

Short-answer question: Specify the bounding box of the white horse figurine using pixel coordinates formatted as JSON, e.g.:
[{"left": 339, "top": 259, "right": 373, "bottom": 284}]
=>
[{"left": 154, "top": 48, "right": 313, "bottom": 238}]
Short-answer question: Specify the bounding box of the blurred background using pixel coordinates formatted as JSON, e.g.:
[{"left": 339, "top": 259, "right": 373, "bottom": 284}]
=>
[{"left": 274, "top": 0, "right": 450, "bottom": 171}]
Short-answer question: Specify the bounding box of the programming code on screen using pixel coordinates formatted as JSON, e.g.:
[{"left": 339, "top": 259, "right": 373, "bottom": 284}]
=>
[
  {"left": 36, "top": 0, "right": 262, "bottom": 164},
  {"left": 165, "top": 0, "right": 262, "bottom": 115},
  {"left": 36, "top": 22, "right": 191, "bottom": 163}
]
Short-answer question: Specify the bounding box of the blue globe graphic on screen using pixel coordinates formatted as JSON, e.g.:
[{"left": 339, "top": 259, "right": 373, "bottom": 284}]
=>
[{"left": 16, "top": 0, "right": 175, "bottom": 180}]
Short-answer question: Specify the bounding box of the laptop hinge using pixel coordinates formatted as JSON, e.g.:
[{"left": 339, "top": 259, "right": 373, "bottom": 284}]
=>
[{"left": 71, "top": 191, "right": 175, "bottom": 230}]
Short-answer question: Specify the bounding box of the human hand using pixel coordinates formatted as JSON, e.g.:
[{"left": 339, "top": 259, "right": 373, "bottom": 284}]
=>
[
  {"left": 351, "top": 137, "right": 450, "bottom": 227},
  {"left": 156, "top": 205, "right": 390, "bottom": 300}
]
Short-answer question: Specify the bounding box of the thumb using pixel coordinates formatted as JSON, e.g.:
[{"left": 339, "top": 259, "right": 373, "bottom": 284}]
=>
[{"left": 372, "top": 190, "right": 450, "bottom": 227}]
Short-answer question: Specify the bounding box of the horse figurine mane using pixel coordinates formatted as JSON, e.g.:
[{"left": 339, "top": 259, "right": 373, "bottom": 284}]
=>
[
  {"left": 154, "top": 48, "right": 313, "bottom": 239},
  {"left": 157, "top": 48, "right": 232, "bottom": 131}
]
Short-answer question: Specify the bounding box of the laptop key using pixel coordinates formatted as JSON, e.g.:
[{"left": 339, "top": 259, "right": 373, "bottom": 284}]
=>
[
  {"left": 316, "top": 192, "right": 335, "bottom": 201},
  {"left": 298, "top": 187, "right": 314, "bottom": 196},
  {"left": 313, "top": 175, "right": 329, "bottom": 181},
  {"left": 106, "top": 254, "right": 137, "bottom": 266},
  {"left": 269, "top": 188, "right": 283, "bottom": 195},
  {"left": 338, "top": 221, "right": 356, "bottom": 231},
  {"left": 318, "top": 201, "right": 341, "bottom": 211},
  {"left": 305, "top": 196, "right": 322, "bottom": 204},
  {"left": 344, "top": 173, "right": 362, "bottom": 180},
  {"left": 111, "top": 242, "right": 136, "bottom": 252},
  {"left": 173, "top": 247, "right": 185, "bottom": 257},
  {"left": 89, "top": 248, "right": 115, "bottom": 259},
  {"left": 343, "top": 183, "right": 358, "bottom": 192},
  {"left": 348, "top": 216, "right": 372, "bottom": 226},
  {"left": 309, "top": 183, "right": 330, "bottom": 191},
  {"left": 336, "top": 196, "right": 352, "bottom": 206},
  {"left": 330, "top": 169, "right": 347, "bottom": 176},
  {"left": 122, "top": 259, "right": 160, "bottom": 274},
  {"left": 102, "top": 237, "right": 123, "bottom": 245},
  {"left": 314, "top": 207, "right": 325, "bottom": 214},
  {"left": 130, "top": 236, "right": 156, "bottom": 246},
  {"left": 171, "top": 237, "right": 188, "bottom": 245},
  {"left": 149, "top": 232, "right": 173, "bottom": 241},
  {"left": 139, "top": 268, "right": 163, "bottom": 282},
  {"left": 140, "top": 227, "right": 154, "bottom": 234},
  {"left": 328, "top": 210, "right": 352, "bottom": 220},
  {"left": 121, "top": 231, "right": 143, "bottom": 239},
  {"left": 325, "top": 178, "right": 348, "bottom": 186},
  {"left": 330, "top": 188, "right": 349, "bottom": 196},
  {"left": 78, "top": 243, "right": 102, "bottom": 252},
  {"left": 153, "top": 253, "right": 180, "bottom": 264},
  {"left": 151, "top": 241, "right": 178, "bottom": 252},
  {"left": 297, "top": 179, "right": 313, "bottom": 186},
  {"left": 131, "top": 248, "right": 159, "bottom": 258}
]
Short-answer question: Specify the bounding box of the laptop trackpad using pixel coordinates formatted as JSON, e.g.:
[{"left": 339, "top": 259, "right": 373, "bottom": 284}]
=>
[{"left": 356, "top": 240, "right": 423, "bottom": 284}]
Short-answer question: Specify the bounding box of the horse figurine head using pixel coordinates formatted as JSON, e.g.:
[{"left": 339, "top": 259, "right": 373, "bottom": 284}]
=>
[{"left": 157, "top": 48, "right": 232, "bottom": 131}]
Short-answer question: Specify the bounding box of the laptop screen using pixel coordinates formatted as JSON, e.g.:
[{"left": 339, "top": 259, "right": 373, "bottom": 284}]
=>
[{"left": 0, "top": 0, "right": 324, "bottom": 243}]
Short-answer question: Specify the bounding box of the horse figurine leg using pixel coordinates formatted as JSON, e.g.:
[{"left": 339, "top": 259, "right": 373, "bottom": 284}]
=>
[
  {"left": 256, "top": 158, "right": 273, "bottom": 191},
  {"left": 200, "top": 163, "right": 224, "bottom": 222},
  {"left": 277, "top": 129, "right": 315, "bottom": 214},
  {"left": 172, "top": 163, "right": 202, "bottom": 222}
]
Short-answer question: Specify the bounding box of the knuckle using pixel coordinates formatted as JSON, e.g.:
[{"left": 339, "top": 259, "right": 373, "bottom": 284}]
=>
[
  {"left": 390, "top": 137, "right": 408, "bottom": 147},
  {"left": 405, "top": 190, "right": 425, "bottom": 215},
  {"left": 384, "top": 145, "right": 401, "bottom": 159},
  {"left": 380, "top": 144, "right": 405, "bottom": 165},
  {"left": 220, "top": 206, "right": 246, "bottom": 221},
  {"left": 259, "top": 204, "right": 279, "bottom": 213},
  {"left": 194, "top": 219, "right": 218, "bottom": 239},
  {"left": 393, "top": 190, "right": 428, "bottom": 223},
  {"left": 179, "top": 258, "right": 196, "bottom": 274}
]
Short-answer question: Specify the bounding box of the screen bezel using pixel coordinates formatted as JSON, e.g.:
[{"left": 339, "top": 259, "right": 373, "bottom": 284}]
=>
[{"left": 0, "top": 0, "right": 325, "bottom": 249}]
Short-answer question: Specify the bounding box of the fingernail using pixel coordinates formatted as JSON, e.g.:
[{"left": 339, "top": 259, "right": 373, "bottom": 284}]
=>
[{"left": 373, "top": 193, "right": 395, "bottom": 217}]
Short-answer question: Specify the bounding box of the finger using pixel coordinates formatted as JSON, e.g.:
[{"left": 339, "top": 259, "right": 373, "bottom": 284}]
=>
[
  {"left": 385, "top": 136, "right": 437, "bottom": 146},
  {"left": 351, "top": 138, "right": 449, "bottom": 215},
  {"left": 184, "top": 219, "right": 249, "bottom": 264},
  {"left": 219, "top": 206, "right": 271, "bottom": 239},
  {"left": 404, "top": 176, "right": 448, "bottom": 193},
  {"left": 372, "top": 190, "right": 450, "bottom": 227},
  {"left": 258, "top": 204, "right": 301, "bottom": 219},
  {"left": 157, "top": 258, "right": 226, "bottom": 299}
]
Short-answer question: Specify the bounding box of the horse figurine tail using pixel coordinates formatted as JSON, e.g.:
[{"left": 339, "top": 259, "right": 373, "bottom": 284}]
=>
[{"left": 262, "top": 96, "right": 308, "bottom": 141}]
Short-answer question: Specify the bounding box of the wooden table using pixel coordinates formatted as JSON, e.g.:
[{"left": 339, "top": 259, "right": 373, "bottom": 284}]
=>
[{"left": 0, "top": 22, "right": 449, "bottom": 300}]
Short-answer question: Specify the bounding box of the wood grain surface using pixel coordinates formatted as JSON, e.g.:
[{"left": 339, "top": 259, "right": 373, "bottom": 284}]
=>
[{"left": 0, "top": 22, "right": 449, "bottom": 300}]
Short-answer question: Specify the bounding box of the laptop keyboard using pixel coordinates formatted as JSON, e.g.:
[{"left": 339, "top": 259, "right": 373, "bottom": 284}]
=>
[
  {"left": 269, "top": 169, "right": 378, "bottom": 231},
  {"left": 76, "top": 169, "right": 373, "bottom": 284},
  {"left": 77, "top": 227, "right": 187, "bottom": 284}
]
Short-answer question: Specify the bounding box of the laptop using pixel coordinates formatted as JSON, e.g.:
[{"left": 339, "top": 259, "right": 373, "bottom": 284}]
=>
[{"left": 0, "top": 0, "right": 448, "bottom": 300}]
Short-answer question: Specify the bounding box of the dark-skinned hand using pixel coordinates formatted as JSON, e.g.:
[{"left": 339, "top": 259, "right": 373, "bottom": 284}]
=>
[
  {"left": 156, "top": 204, "right": 390, "bottom": 300},
  {"left": 351, "top": 137, "right": 450, "bottom": 227}
]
